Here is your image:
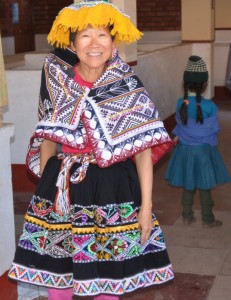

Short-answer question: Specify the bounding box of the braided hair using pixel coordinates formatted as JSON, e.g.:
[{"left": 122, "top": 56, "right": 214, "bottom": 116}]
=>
[{"left": 179, "top": 82, "right": 205, "bottom": 125}]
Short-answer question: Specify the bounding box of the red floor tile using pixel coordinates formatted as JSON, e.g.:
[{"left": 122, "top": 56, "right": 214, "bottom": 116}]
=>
[{"left": 0, "top": 271, "right": 18, "bottom": 300}]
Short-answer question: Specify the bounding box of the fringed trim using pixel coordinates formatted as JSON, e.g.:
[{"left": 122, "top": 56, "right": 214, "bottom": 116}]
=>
[
  {"left": 47, "top": 2, "right": 143, "bottom": 48},
  {"left": 55, "top": 153, "right": 97, "bottom": 216}
]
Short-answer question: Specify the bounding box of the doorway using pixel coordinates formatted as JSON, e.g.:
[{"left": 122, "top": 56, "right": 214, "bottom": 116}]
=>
[{"left": 13, "top": 0, "right": 35, "bottom": 53}]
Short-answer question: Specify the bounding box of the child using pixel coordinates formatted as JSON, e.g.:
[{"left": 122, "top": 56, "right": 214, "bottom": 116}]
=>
[
  {"left": 9, "top": 1, "right": 174, "bottom": 299},
  {"left": 166, "top": 55, "right": 230, "bottom": 227}
]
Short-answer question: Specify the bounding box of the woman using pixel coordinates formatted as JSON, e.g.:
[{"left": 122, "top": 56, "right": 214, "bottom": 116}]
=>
[{"left": 9, "top": 1, "right": 174, "bottom": 299}]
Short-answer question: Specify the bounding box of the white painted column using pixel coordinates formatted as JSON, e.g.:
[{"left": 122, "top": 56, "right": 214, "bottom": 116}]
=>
[
  {"left": 112, "top": 0, "right": 138, "bottom": 63},
  {"left": 192, "top": 43, "right": 214, "bottom": 99},
  {"left": 181, "top": 0, "right": 215, "bottom": 98},
  {"left": 0, "top": 123, "right": 15, "bottom": 276}
]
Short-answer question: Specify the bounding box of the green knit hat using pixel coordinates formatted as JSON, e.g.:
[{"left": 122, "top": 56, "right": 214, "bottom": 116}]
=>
[{"left": 183, "top": 55, "right": 209, "bottom": 83}]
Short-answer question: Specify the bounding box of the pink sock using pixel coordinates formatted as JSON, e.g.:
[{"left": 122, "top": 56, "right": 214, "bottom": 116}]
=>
[
  {"left": 48, "top": 288, "right": 73, "bottom": 300},
  {"left": 94, "top": 295, "right": 119, "bottom": 300}
]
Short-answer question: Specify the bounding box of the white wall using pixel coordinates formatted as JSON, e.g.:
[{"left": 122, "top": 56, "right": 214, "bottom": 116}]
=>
[
  {"left": 138, "top": 31, "right": 181, "bottom": 53},
  {"left": 3, "top": 70, "right": 41, "bottom": 164},
  {"left": 1, "top": 36, "right": 15, "bottom": 55},
  {"left": 0, "top": 124, "right": 15, "bottom": 275},
  {"left": 138, "top": 30, "right": 231, "bottom": 87},
  {"left": 35, "top": 34, "right": 52, "bottom": 52},
  {"left": 3, "top": 29, "right": 230, "bottom": 87},
  {"left": 134, "top": 43, "right": 192, "bottom": 120}
]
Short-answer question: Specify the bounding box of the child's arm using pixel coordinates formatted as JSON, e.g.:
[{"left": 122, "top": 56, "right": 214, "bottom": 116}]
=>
[
  {"left": 135, "top": 148, "right": 153, "bottom": 245},
  {"left": 40, "top": 139, "right": 57, "bottom": 174}
]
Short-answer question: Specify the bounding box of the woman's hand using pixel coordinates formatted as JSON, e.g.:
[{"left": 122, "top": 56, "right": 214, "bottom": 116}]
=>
[
  {"left": 135, "top": 148, "right": 153, "bottom": 245},
  {"left": 40, "top": 139, "right": 57, "bottom": 174},
  {"left": 138, "top": 205, "right": 153, "bottom": 245}
]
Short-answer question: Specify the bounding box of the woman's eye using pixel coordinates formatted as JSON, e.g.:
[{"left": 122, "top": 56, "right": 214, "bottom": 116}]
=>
[{"left": 78, "top": 32, "right": 89, "bottom": 38}]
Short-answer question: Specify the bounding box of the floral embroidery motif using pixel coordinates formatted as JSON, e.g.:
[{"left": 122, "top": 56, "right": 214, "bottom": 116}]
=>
[
  {"left": 62, "top": 236, "right": 75, "bottom": 253},
  {"left": 108, "top": 239, "right": 128, "bottom": 256}
]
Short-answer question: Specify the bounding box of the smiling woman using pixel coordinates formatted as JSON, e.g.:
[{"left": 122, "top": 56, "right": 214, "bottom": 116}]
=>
[
  {"left": 70, "top": 26, "right": 116, "bottom": 82},
  {"left": 8, "top": 1, "right": 174, "bottom": 300}
]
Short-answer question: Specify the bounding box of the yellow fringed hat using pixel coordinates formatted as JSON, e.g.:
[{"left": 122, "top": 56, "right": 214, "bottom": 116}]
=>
[{"left": 47, "top": 0, "right": 143, "bottom": 49}]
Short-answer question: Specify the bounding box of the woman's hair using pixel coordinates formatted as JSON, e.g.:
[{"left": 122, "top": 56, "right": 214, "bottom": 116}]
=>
[
  {"left": 179, "top": 82, "right": 205, "bottom": 125},
  {"left": 70, "top": 24, "right": 115, "bottom": 44}
]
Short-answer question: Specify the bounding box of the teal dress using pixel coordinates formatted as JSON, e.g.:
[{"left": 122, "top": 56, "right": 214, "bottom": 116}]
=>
[{"left": 165, "top": 96, "right": 230, "bottom": 190}]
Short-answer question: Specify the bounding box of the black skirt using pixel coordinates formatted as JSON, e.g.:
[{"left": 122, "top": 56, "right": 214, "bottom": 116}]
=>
[{"left": 9, "top": 156, "right": 173, "bottom": 296}]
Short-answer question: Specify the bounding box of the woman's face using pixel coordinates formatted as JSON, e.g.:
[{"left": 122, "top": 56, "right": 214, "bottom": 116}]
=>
[{"left": 71, "top": 26, "right": 115, "bottom": 72}]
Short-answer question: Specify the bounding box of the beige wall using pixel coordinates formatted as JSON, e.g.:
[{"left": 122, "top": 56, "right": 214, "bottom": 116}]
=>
[
  {"left": 111, "top": 0, "right": 138, "bottom": 63},
  {"left": 182, "top": 0, "right": 215, "bottom": 41},
  {"left": 0, "top": 32, "right": 8, "bottom": 108},
  {"left": 215, "top": 0, "right": 231, "bottom": 28}
]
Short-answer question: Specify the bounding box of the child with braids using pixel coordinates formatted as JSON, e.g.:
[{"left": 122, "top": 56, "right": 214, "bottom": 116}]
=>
[{"left": 166, "top": 55, "right": 230, "bottom": 227}]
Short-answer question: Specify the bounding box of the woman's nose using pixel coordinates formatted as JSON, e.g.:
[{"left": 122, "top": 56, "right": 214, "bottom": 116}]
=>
[{"left": 89, "top": 35, "right": 99, "bottom": 46}]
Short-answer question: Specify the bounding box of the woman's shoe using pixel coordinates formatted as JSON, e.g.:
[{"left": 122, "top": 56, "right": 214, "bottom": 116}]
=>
[
  {"left": 183, "top": 216, "right": 196, "bottom": 225},
  {"left": 203, "top": 219, "right": 223, "bottom": 228}
]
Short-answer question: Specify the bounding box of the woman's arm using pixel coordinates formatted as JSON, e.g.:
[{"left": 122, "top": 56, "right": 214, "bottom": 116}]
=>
[
  {"left": 134, "top": 148, "right": 153, "bottom": 245},
  {"left": 40, "top": 139, "right": 57, "bottom": 174}
]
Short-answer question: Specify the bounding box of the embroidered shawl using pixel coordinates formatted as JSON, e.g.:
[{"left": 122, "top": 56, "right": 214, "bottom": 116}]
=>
[{"left": 27, "top": 48, "right": 172, "bottom": 177}]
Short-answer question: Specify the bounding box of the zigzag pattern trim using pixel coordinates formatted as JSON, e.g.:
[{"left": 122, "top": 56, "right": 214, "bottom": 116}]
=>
[
  {"left": 8, "top": 263, "right": 174, "bottom": 295},
  {"left": 8, "top": 264, "right": 73, "bottom": 288}
]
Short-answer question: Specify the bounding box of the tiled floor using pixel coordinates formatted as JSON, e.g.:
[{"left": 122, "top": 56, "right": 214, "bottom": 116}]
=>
[{"left": 8, "top": 100, "right": 231, "bottom": 299}]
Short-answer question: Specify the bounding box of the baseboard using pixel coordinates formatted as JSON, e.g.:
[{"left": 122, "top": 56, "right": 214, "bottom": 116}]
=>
[
  {"left": 163, "top": 113, "right": 176, "bottom": 135},
  {"left": 12, "top": 164, "right": 38, "bottom": 192},
  {"left": 214, "top": 86, "right": 231, "bottom": 101}
]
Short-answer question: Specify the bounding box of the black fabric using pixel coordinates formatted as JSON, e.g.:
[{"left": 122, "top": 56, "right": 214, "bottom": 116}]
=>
[
  {"left": 73, "top": 251, "right": 171, "bottom": 280},
  {"left": 11, "top": 156, "right": 173, "bottom": 293},
  {"left": 13, "top": 247, "right": 73, "bottom": 274}
]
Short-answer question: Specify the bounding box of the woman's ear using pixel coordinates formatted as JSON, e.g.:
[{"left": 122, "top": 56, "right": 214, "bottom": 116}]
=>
[{"left": 70, "top": 41, "right": 76, "bottom": 52}]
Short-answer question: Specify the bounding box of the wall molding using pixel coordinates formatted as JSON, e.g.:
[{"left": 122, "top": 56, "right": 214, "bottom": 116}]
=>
[{"left": 214, "top": 86, "right": 231, "bottom": 102}]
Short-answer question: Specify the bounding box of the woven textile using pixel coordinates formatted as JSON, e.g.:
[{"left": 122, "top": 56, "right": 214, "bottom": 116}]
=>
[
  {"left": 9, "top": 158, "right": 174, "bottom": 296},
  {"left": 27, "top": 48, "right": 172, "bottom": 177}
]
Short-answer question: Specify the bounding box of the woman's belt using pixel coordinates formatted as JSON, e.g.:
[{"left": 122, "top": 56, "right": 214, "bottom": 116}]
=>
[{"left": 55, "top": 152, "right": 96, "bottom": 216}]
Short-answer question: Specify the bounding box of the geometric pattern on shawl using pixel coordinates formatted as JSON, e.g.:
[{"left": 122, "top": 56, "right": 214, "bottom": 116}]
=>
[{"left": 26, "top": 49, "right": 172, "bottom": 176}]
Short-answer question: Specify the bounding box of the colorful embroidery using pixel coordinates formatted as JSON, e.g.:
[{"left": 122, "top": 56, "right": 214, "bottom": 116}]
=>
[
  {"left": 27, "top": 49, "right": 172, "bottom": 177},
  {"left": 16, "top": 196, "right": 166, "bottom": 262},
  {"left": 9, "top": 263, "right": 174, "bottom": 294}
]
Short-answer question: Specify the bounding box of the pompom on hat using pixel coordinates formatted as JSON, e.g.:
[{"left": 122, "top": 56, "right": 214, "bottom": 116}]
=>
[
  {"left": 183, "top": 55, "right": 209, "bottom": 83},
  {"left": 47, "top": 0, "right": 143, "bottom": 49}
]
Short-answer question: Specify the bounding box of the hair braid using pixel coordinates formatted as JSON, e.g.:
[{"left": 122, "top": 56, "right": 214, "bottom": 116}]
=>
[
  {"left": 179, "top": 82, "right": 189, "bottom": 124},
  {"left": 195, "top": 83, "right": 204, "bottom": 124}
]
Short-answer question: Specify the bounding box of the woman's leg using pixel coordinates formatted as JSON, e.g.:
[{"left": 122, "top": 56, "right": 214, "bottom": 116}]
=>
[
  {"left": 94, "top": 295, "right": 119, "bottom": 300},
  {"left": 48, "top": 288, "right": 73, "bottom": 300}
]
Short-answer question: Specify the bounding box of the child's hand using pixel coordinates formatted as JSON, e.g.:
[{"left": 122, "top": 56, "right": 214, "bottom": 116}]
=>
[
  {"left": 172, "top": 136, "right": 179, "bottom": 146},
  {"left": 137, "top": 206, "right": 153, "bottom": 245}
]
